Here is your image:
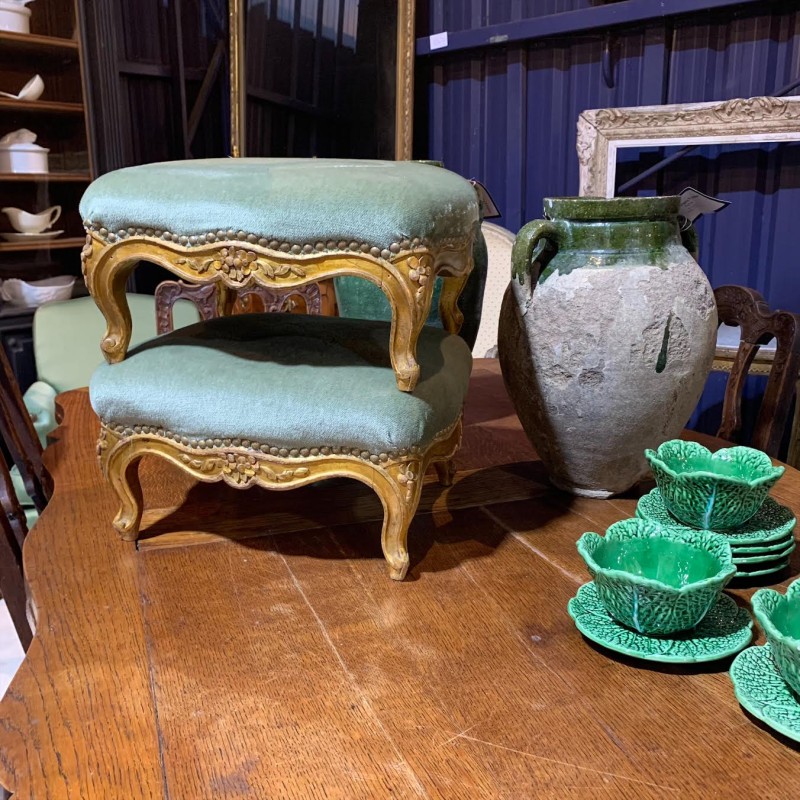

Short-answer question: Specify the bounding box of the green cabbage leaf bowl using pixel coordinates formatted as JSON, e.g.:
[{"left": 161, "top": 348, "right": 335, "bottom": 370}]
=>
[
  {"left": 752, "top": 580, "right": 800, "bottom": 696},
  {"left": 645, "top": 440, "right": 784, "bottom": 530},
  {"left": 577, "top": 518, "right": 736, "bottom": 635}
]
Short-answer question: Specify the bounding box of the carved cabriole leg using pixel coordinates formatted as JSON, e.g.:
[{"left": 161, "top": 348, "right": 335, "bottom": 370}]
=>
[
  {"left": 377, "top": 416, "right": 463, "bottom": 578},
  {"left": 389, "top": 255, "right": 436, "bottom": 392},
  {"left": 96, "top": 416, "right": 463, "bottom": 578},
  {"left": 439, "top": 272, "right": 470, "bottom": 335},
  {"left": 434, "top": 459, "right": 456, "bottom": 487},
  {"left": 375, "top": 460, "right": 424, "bottom": 580},
  {"left": 98, "top": 427, "right": 144, "bottom": 541},
  {"left": 81, "top": 237, "right": 139, "bottom": 364}
]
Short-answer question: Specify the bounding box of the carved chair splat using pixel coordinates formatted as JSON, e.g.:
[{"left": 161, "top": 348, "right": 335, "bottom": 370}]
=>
[
  {"left": 0, "top": 454, "right": 31, "bottom": 650},
  {"left": 154, "top": 281, "right": 218, "bottom": 335},
  {"left": 714, "top": 284, "right": 800, "bottom": 459},
  {"left": 154, "top": 281, "right": 324, "bottom": 335}
]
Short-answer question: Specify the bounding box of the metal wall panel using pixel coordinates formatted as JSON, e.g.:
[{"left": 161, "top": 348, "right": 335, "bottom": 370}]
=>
[
  {"left": 427, "top": 24, "right": 667, "bottom": 231},
  {"left": 423, "top": 1, "right": 800, "bottom": 443}
]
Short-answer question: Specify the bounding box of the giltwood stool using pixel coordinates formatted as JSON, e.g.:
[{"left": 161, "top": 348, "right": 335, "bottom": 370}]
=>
[
  {"left": 80, "top": 158, "right": 480, "bottom": 392},
  {"left": 89, "top": 313, "right": 472, "bottom": 580}
]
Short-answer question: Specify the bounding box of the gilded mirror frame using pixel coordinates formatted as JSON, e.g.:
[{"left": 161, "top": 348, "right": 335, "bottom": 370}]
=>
[{"left": 228, "top": 0, "right": 415, "bottom": 160}]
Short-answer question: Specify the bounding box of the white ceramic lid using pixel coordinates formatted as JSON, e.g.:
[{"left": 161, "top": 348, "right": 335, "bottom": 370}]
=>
[{"left": 0, "top": 2, "right": 33, "bottom": 14}]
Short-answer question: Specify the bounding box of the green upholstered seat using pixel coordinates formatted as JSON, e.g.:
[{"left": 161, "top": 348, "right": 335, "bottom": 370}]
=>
[
  {"left": 90, "top": 313, "right": 472, "bottom": 455},
  {"left": 79, "top": 158, "right": 480, "bottom": 252}
]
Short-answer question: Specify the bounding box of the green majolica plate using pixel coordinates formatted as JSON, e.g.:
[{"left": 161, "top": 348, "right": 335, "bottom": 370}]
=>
[
  {"left": 733, "top": 559, "right": 791, "bottom": 580},
  {"left": 729, "top": 534, "right": 796, "bottom": 556},
  {"left": 637, "top": 489, "right": 796, "bottom": 546},
  {"left": 567, "top": 582, "right": 752, "bottom": 663},
  {"left": 730, "top": 644, "right": 800, "bottom": 743},
  {"left": 733, "top": 542, "right": 796, "bottom": 565}
]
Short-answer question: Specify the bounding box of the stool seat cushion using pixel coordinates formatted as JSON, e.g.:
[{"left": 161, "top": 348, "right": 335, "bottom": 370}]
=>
[
  {"left": 79, "top": 158, "right": 479, "bottom": 252},
  {"left": 89, "top": 314, "right": 472, "bottom": 455}
]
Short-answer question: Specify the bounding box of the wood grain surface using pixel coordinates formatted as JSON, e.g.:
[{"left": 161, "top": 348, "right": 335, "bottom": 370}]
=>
[{"left": 1, "top": 359, "right": 798, "bottom": 798}]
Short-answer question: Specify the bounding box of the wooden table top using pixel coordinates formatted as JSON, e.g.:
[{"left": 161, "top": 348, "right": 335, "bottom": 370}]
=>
[{"left": 2, "top": 359, "right": 799, "bottom": 798}]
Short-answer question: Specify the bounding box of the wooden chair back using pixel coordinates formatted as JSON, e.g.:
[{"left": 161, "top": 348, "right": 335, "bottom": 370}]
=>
[
  {"left": 155, "top": 281, "right": 323, "bottom": 335},
  {"left": 0, "top": 344, "right": 40, "bottom": 649},
  {"left": 154, "top": 281, "right": 219, "bottom": 335},
  {"left": 0, "top": 344, "right": 52, "bottom": 513},
  {"left": 0, "top": 454, "right": 31, "bottom": 649},
  {"left": 714, "top": 284, "right": 800, "bottom": 457}
]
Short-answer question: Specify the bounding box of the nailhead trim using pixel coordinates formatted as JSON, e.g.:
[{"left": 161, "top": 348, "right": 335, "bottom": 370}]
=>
[
  {"left": 104, "top": 421, "right": 420, "bottom": 461},
  {"left": 84, "top": 219, "right": 428, "bottom": 257},
  {"left": 83, "top": 220, "right": 473, "bottom": 259}
]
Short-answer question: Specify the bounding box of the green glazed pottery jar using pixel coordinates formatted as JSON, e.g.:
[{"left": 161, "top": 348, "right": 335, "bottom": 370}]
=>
[
  {"left": 577, "top": 518, "right": 736, "bottom": 635},
  {"left": 645, "top": 440, "right": 784, "bottom": 530},
  {"left": 752, "top": 580, "right": 800, "bottom": 696},
  {"left": 498, "top": 196, "right": 717, "bottom": 497}
]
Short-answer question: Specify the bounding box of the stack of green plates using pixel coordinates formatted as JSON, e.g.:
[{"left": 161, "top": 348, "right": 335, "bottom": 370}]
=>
[{"left": 636, "top": 488, "right": 796, "bottom": 580}]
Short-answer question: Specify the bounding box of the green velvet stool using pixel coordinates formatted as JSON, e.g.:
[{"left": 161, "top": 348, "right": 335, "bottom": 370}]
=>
[
  {"left": 80, "top": 158, "right": 480, "bottom": 392},
  {"left": 90, "top": 313, "right": 472, "bottom": 580}
]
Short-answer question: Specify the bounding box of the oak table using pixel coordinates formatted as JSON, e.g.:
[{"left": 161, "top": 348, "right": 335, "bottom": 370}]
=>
[{"left": 1, "top": 359, "right": 799, "bottom": 798}]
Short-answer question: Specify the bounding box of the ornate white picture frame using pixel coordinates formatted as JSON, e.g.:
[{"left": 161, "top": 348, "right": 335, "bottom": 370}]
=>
[{"left": 577, "top": 96, "right": 800, "bottom": 197}]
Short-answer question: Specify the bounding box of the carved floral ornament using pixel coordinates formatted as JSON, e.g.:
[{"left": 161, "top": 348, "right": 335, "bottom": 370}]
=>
[
  {"left": 97, "top": 418, "right": 462, "bottom": 516},
  {"left": 178, "top": 451, "right": 311, "bottom": 487},
  {"left": 175, "top": 248, "right": 306, "bottom": 284},
  {"left": 81, "top": 229, "right": 474, "bottom": 292},
  {"left": 583, "top": 96, "right": 800, "bottom": 134}
]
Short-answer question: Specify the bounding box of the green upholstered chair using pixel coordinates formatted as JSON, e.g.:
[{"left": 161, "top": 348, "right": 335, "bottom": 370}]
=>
[
  {"left": 21, "top": 294, "right": 199, "bottom": 447},
  {"left": 91, "top": 313, "right": 472, "bottom": 580},
  {"left": 11, "top": 295, "right": 199, "bottom": 527},
  {"left": 32, "top": 294, "right": 199, "bottom": 396},
  {"left": 80, "top": 158, "right": 480, "bottom": 392}
]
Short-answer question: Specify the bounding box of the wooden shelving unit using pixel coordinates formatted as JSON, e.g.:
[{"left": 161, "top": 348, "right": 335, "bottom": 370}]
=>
[
  {"left": 0, "top": 98, "right": 84, "bottom": 115},
  {"left": 0, "top": 237, "right": 85, "bottom": 253},
  {"left": 0, "top": 30, "right": 79, "bottom": 56},
  {"left": 0, "top": 172, "right": 91, "bottom": 182},
  {"left": 0, "top": 0, "right": 93, "bottom": 391}
]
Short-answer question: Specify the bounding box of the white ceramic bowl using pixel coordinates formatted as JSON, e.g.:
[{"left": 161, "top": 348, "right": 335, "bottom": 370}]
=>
[{"left": 0, "top": 276, "right": 75, "bottom": 307}]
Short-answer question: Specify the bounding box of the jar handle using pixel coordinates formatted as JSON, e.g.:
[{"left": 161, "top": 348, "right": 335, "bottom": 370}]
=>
[{"left": 512, "top": 219, "right": 559, "bottom": 286}]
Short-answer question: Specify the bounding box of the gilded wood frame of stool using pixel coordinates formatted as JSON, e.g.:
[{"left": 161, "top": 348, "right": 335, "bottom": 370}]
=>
[
  {"left": 97, "top": 416, "right": 462, "bottom": 581},
  {"left": 81, "top": 231, "right": 474, "bottom": 392}
]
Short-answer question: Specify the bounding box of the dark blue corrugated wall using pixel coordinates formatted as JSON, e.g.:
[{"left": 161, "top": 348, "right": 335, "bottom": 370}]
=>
[{"left": 419, "top": 0, "right": 800, "bottom": 441}]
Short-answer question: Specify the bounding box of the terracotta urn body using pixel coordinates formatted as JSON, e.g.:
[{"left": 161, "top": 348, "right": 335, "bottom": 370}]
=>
[{"left": 498, "top": 196, "right": 717, "bottom": 497}]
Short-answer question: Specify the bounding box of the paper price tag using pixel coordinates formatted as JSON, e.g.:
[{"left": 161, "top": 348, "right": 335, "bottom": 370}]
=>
[
  {"left": 678, "top": 187, "right": 730, "bottom": 224},
  {"left": 429, "top": 32, "right": 448, "bottom": 51},
  {"left": 470, "top": 180, "right": 501, "bottom": 219}
]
